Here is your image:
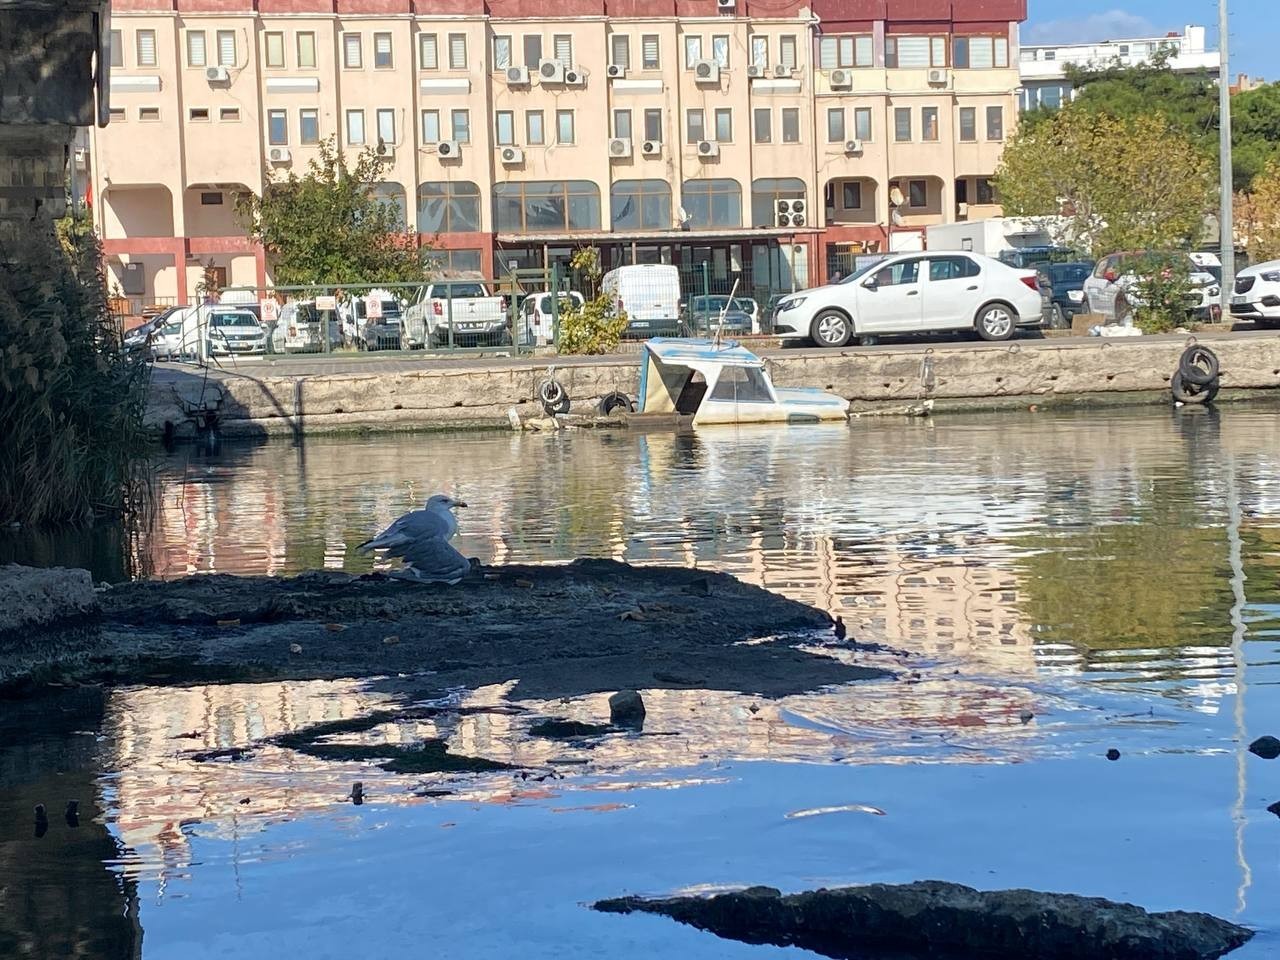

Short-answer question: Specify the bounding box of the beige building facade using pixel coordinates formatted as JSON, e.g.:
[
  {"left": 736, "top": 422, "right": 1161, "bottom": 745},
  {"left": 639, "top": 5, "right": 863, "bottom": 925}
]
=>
[{"left": 95, "top": 0, "right": 1026, "bottom": 306}]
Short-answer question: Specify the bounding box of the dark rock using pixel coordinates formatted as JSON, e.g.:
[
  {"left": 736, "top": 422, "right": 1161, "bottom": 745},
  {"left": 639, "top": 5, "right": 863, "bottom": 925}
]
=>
[
  {"left": 593, "top": 880, "right": 1254, "bottom": 960},
  {"left": 1267, "top": 800, "right": 1280, "bottom": 819},
  {"left": 529, "top": 719, "right": 615, "bottom": 739},
  {"left": 608, "top": 690, "right": 646, "bottom": 728},
  {"left": 1107, "top": 748, "right": 1121, "bottom": 761},
  {"left": 1248, "top": 735, "right": 1280, "bottom": 760}
]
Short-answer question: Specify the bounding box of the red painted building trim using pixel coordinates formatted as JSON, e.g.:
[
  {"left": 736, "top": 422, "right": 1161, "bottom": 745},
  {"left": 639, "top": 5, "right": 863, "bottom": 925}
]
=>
[
  {"left": 335, "top": 0, "right": 412, "bottom": 13},
  {"left": 488, "top": 0, "right": 605, "bottom": 16},
  {"left": 109, "top": 0, "right": 176, "bottom": 9},
  {"left": 102, "top": 237, "right": 185, "bottom": 257},
  {"left": 952, "top": 21, "right": 1012, "bottom": 35},
  {"left": 259, "top": 0, "right": 337, "bottom": 12},
  {"left": 187, "top": 236, "right": 259, "bottom": 255}
]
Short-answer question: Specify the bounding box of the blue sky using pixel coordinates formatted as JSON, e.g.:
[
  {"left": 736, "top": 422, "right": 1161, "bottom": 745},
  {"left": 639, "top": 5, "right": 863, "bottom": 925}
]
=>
[{"left": 1024, "top": 0, "right": 1272, "bottom": 81}]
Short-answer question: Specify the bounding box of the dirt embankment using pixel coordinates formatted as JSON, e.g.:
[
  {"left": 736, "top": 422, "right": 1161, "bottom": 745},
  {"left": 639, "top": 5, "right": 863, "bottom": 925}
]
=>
[{"left": 2, "top": 559, "right": 887, "bottom": 700}]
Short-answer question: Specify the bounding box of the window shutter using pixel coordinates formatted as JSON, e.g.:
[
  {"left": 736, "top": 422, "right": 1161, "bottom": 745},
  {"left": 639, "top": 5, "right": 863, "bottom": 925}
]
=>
[
  {"left": 554, "top": 36, "right": 572, "bottom": 65},
  {"left": 138, "top": 31, "right": 156, "bottom": 66},
  {"left": 187, "top": 32, "right": 205, "bottom": 66},
  {"left": 449, "top": 34, "right": 466, "bottom": 69},
  {"left": 218, "top": 31, "right": 236, "bottom": 67},
  {"left": 611, "top": 35, "right": 629, "bottom": 69},
  {"left": 643, "top": 35, "right": 660, "bottom": 67}
]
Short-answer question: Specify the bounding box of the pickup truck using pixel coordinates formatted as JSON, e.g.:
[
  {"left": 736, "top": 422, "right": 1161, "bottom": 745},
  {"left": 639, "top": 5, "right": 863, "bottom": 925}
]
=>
[{"left": 402, "top": 280, "right": 510, "bottom": 349}]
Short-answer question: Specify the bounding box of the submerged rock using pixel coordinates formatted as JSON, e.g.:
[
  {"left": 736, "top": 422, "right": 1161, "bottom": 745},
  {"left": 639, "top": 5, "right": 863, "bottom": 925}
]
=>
[
  {"left": 608, "top": 690, "right": 646, "bottom": 728},
  {"left": 593, "top": 880, "right": 1254, "bottom": 960},
  {"left": 1248, "top": 735, "right": 1280, "bottom": 760}
]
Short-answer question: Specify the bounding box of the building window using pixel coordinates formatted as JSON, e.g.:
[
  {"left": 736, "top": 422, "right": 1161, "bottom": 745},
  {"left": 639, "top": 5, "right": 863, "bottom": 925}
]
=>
[
  {"left": 611, "top": 180, "right": 672, "bottom": 231},
  {"left": 496, "top": 110, "right": 515, "bottom": 146},
  {"left": 452, "top": 109, "right": 470, "bottom": 143},
  {"left": 842, "top": 181, "right": 862, "bottom": 209},
  {"left": 750, "top": 36, "right": 768, "bottom": 68},
  {"left": 449, "top": 34, "right": 467, "bottom": 70},
  {"left": 986, "top": 105, "right": 1004, "bottom": 140},
  {"left": 827, "top": 108, "right": 844, "bottom": 142},
  {"left": 908, "top": 179, "right": 928, "bottom": 207},
  {"left": 297, "top": 32, "right": 316, "bottom": 69},
  {"left": 714, "top": 108, "right": 732, "bottom": 142},
  {"left": 376, "top": 108, "right": 396, "bottom": 145},
  {"left": 265, "top": 32, "right": 285, "bottom": 68},
  {"left": 779, "top": 35, "right": 797, "bottom": 70},
  {"left": 751, "top": 177, "right": 804, "bottom": 227},
  {"left": 922, "top": 106, "right": 939, "bottom": 141},
  {"left": 494, "top": 36, "right": 512, "bottom": 69},
  {"left": 976, "top": 177, "right": 996, "bottom": 205},
  {"left": 493, "top": 181, "right": 601, "bottom": 232},
  {"left": 613, "top": 109, "right": 632, "bottom": 141},
  {"left": 108, "top": 106, "right": 126, "bottom": 122},
  {"left": 527, "top": 110, "right": 545, "bottom": 145},
  {"left": 421, "top": 109, "right": 440, "bottom": 143},
  {"left": 680, "top": 179, "right": 741, "bottom": 228},
  {"left": 553, "top": 35, "right": 573, "bottom": 66},
  {"left": 684, "top": 36, "right": 702, "bottom": 67},
  {"left": 189, "top": 107, "right": 210, "bottom": 121},
  {"left": 611, "top": 34, "right": 630, "bottom": 70},
  {"left": 268, "top": 109, "right": 288, "bottom": 145},
  {"left": 959, "top": 107, "right": 976, "bottom": 142},
  {"left": 217, "top": 30, "right": 236, "bottom": 67},
  {"left": 417, "top": 181, "right": 481, "bottom": 233},
  {"left": 686, "top": 109, "right": 704, "bottom": 144},
  {"left": 137, "top": 29, "right": 157, "bottom": 67},
  {"left": 419, "top": 34, "right": 438, "bottom": 69},
  {"left": 781, "top": 107, "right": 799, "bottom": 143},
  {"left": 374, "top": 33, "right": 393, "bottom": 69},
  {"left": 754, "top": 108, "right": 771, "bottom": 143},
  {"left": 954, "top": 36, "right": 1009, "bottom": 69},
  {"left": 819, "top": 35, "right": 874, "bottom": 68},
  {"left": 343, "top": 33, "right": 362, "bottom": 68},
  {"left": 440, "top": 250, "right": 483, "bottom": 272},
  {"left": 523, "top": 35, "right": 542, "bottom": 68},
  {"left": 186, "top": 31, "right": 206, "bottom": 67},
  {"left": 885, "top": 35, "right": 945, "bottom": 69},
  {"left": 642, "top": 35, "right": 660, "bottom": 70},
  {"left": 854, "top": 107, "right": 872, "bottom": 141},
  {"left": 1043, "top": 50, "right": 1057, "bottom": 61},
  {"left": 712, "top": 35, "right": 729, "bottom": 68},
  {"left": 109, "top": 30, "right": 122, "bottom": 68},
  {"left": 556, "top": 109, "right": 575, "bottom": 144},
  {"left": 346, "top": 109, "right": 365, "bottom": 144},
  {"left": 644, "top": 108, "right": 662, "bottom": 143},
  {"left": 1118, "top": 44, "right": 1130, "bottom": 56},
  {"left": 200, "top": 191, "right": 223, "bottom": 205},
  {"left": 300, "top": 108, "right": 319, "bottom": 144},
  {"left": 138, "top": 106, "right": 160, "bottom": 121},
  {"left": 220, "top": 106, "right": 240, "bottom": 121},
  {"left": 894, "top": 107, "right": 912, "bottom": 141}
]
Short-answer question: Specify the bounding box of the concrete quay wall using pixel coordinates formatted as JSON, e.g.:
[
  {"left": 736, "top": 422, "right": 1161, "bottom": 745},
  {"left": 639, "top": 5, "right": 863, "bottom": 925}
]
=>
[{"left": 146, "top": 335, "right": 1280, "bottom": 438}]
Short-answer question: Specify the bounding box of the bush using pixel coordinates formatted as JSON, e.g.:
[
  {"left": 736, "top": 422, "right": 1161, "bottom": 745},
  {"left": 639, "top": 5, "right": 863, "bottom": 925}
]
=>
[
  {"left": 1128, "top": 254, "right": 1195, "bottom": 334},
  {"left": 558, "top": 296, "right": 629, "bottom": 355}
]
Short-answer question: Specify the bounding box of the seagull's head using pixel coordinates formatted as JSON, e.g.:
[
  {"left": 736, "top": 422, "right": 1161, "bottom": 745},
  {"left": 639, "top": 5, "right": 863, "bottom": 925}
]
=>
[{"left": 426, "top": 493, "right": 468, "bottom": 511}]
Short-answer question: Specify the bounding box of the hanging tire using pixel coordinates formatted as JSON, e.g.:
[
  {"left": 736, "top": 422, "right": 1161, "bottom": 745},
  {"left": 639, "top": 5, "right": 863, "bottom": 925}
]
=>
[
  {"left": 810, "top": 310, "right": 853, "bottom": 348},
  {"left": 539, "top": 378, "right": 570, "bottom": 416},
  {"left": 1178, "top": 345, "right": 1219, "bottom": 387},
  {"left": 975, "top": 303, "right": 1016, "bottom": 341},
  {"left": 1171, "top": 369, "right": 1219, "bottom": 405},
  {"left": 599, "top": 391, "right": 633, "bottom": 415}
]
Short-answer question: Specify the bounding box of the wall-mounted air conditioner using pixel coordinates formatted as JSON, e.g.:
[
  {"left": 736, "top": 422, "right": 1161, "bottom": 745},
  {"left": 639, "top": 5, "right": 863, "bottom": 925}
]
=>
[
  {"left": 774, "top": 64, "right": 794, "bottom": 78},
  {"left": 500, "top": 146, "right": 523, "bottom": 164},
  {"left": 205, "top": 66, "right": 230, "bottom": 84},
  {"left": 538, "top": 59, "right": 566, "bottom": 84},
  {"left": 696, "top": 139, "right": 719, "bottom": 158},
  {"left": 829, "top": 69, "right": 852, "bottom": 90},
  {"left": 844, "top": 139, "right": 863, "bottom": 154},
  {"left": 267, "top": 146, "right": 291, "bottom": 163},
  {"left": 506, "top": 65, "right": 530, "bottom": 86},
  {"left": 641, "top": 139, "right": 661, "bottom": 156},
  {"left": 436, "top": 140, "right": 461, "bottom": 158},
  {"left": 606, "top": 64, "right": 626, "bottom": 80},
  {"left": 693, "top": 59, "right": 720, "bottom": 84},
  {"left": 564, "top": 68, "right": 585, "bottom": 87},
  {"left": 608, "top": 137, "right": 632, "bottom": 159},
  {"left": 746, "top": 64, "right": 768, "bottom": 79}
]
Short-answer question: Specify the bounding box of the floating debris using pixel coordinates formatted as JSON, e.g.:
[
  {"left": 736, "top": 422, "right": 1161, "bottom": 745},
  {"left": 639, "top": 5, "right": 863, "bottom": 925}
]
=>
[{"left": 785, "top": 804, "right": 886, "bottom": 820}]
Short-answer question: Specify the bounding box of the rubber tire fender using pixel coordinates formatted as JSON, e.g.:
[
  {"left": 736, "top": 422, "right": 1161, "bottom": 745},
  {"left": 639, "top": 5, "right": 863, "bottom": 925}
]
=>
[
  {"left": 1171, "top": 368, "right": 1219, "bottom": 405},
  {"left": 599, "top": 391, "right": 634, "bottom": 415},
  {"left": 1178, "top": 345, "right": 1219, "bottom": 387}
]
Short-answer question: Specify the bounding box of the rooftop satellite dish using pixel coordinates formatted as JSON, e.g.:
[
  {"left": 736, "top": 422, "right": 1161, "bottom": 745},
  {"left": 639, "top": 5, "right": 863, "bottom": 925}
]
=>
[{"left": 889, "top": 186, "right": 905, "bottom": 207}]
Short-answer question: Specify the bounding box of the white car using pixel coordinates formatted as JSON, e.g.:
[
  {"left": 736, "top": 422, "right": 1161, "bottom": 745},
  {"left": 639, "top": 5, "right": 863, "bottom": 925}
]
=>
[
  {"left": 1081, "top": 251, "right": 1221, "bottom": 325},
  {"left": 772, "top": 252, "right": 1043, "bottom": 347},
  {"left": 1230, "top": 259, "right": 1280, "bottom": 328}
]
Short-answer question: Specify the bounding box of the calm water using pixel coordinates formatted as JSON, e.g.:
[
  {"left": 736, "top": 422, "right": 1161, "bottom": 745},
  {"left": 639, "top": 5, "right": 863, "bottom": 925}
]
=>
[{"left": 4, "top": 406, "right": 1280, "bottom": 958}]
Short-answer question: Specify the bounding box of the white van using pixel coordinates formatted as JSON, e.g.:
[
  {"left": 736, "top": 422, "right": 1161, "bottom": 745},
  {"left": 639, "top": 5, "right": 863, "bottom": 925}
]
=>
[
  {"left": 600, "top": 264, "right": 681, "bottom": 338},
  {"left": 517, "top": 290, "right": 584, "bottom": 346}
]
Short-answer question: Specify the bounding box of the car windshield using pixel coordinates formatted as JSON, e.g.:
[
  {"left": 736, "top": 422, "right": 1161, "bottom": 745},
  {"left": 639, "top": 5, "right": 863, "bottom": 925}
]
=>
[
  {"left": 1050, "top": 264, "right": 1092, "bottom": 285},
  {"left": 212, "top": 313, "right": 258, "bottom": 327},
  {"left": 838, "top": 259, "right": 888, "bottom": 284}
]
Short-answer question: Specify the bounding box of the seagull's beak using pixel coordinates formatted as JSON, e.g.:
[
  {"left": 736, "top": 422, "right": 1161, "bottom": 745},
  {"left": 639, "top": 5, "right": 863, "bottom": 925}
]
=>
[{"left": 454, "top": 500, "right": 469, "bottom": 508}]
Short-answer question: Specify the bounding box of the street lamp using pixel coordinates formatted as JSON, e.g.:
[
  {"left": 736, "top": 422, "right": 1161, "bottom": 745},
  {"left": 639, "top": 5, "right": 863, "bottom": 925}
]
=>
[{"left": 1219, "top": 0, "right": 1235, "bottom": 311}]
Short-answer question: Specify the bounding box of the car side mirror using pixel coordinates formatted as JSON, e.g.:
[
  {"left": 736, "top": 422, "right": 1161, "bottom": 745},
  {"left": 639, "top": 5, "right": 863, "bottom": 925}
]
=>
[
  {"left": 864, "top": 276, "right": 879, "bottom": 290},
  {"left": 1103, "top": 270, "right": 1117, "bottom": 282}
]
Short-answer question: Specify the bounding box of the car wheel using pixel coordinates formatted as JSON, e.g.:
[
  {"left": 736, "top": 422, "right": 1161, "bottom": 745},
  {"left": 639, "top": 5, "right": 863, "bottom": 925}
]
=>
[
  {"left": 975, "top": 303, "right": 1015, "bottom": 341},
  {"left": 810, "top": 310, "right": 853, "bottom": 348}
]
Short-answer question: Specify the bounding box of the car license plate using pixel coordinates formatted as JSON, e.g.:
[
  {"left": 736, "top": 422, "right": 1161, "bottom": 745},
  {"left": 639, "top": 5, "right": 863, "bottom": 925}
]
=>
[
  {"left": 632, "top": 321, "right": 649, "bottom": 328},
  {"left": 1232, "top": 295, "right": 1248, "bottom": 305}
]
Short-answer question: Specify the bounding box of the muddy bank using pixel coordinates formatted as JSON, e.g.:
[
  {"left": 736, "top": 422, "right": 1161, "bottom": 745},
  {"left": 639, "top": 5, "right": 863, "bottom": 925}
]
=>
[
  {"left": 2, "top": 559, "right": 886, "bottom": 700},
  {"left": 594, "top": 881, "right": 1254, "bottom": 960}
]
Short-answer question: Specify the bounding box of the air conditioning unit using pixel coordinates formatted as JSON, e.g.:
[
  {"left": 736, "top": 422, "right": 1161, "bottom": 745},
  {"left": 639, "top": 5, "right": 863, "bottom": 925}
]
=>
[
  {"left": 375, "top": 142, "right": 395, "bottom": 161},
  {"left": 538, "top": 59, "right": 566, "bottom": 84},
  {"left": 205, "top": 66, "right": 230, "bottom": 83},
  {"left": 641, "top": 139, "right": 661, "bottom": 156},
  {"left": 746, "top": 64, "right": 768, "bottom": 79},
  {"left": 608, "top": 137, "right": 632, "bottom": 159},
  {"left": 506, "top": 65, "right": 530, "bottom": 86},
  {"left": 716, "top": 0, "right": 735, "bottom": 8},
  {"left": 790, "top": 212, "right": 807, "bottom": 227},
  {"left": 500, "top": 145, "right": 524, "bottom": 164},
  {"left": 436, "top": 139, "right": 461, "bottom": 158},
  {"left": 696, "top": 139, "right": 719, "bottom": 158},
  {"left": 776, "top": 200, "right": 806, "bottom": 228},
  {"left": 564, "top": 68, "right": 585, "bottom": 87},
  {"left": 844, "top": 139, "right": 864, "bottom": 154},
  {"left": 957, "top": 202, "right": 970, "bottom": 218},
  {"left": 267, "top": 146, "right": 291, "bottom": 163},
  {"left": 829, "top": 68, "right": 852, "bottom": 90},
  {"left": 774, "top": 64, "right": 794, "bottom": 78},
  {"left": 693, "top": 59, "right": 720, "bottom": 84},
  {"left": 606, "top": 63, "right": 627, "bottom": 80},
  {"left": 927, "top": 68, "right": 949, "bottom": 86},
  {"left": 776, "top": 199, "right": 794, "bottom": 218}
]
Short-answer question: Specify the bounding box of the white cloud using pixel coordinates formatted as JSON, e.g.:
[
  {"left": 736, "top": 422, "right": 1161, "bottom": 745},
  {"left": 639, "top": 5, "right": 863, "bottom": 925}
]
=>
[{"left": 1022, "top": 9, "right": 1163, "bottom": 46}]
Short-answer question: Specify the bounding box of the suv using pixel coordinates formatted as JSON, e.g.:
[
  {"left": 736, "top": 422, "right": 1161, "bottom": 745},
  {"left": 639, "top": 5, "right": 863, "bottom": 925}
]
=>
[
  {"left": 682, "top": 295, "right": 754, "bottom": 336},
  {"left": 1230, "top": 258, "right": 1280, "bottom": 328},
  {"left": 1081, "top": 252, "right": 1221, "bottom": 325},
  {"left": 1037, "top": 261, "right": 1095, "bottom": 328}
]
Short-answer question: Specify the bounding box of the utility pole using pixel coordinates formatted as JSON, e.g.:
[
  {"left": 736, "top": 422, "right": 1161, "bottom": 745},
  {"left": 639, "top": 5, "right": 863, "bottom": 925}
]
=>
[{"left": 1219, "top": 0, "right": 1235, "bottom": 310}]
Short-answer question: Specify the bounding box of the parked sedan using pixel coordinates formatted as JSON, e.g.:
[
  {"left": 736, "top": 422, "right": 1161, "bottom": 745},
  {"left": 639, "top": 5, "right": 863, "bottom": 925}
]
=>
[
  {"left": 207, "top": 310, "right": 268, "bottom": 356},
  {"left": 682, "top": 295, "right": 754, "bottom": 336},
  {"left": 1037, "top": 261, "right": 1095, "bottom": 328},
  {"left": 1230, "top": 259, "right": 1280, "bottom": 328},
  {"left": 772, "top": 252, "right": 1043, "bottom": 347},
  {"left": 1081, "top": 252, "right": 1221, "bottom": 325}
]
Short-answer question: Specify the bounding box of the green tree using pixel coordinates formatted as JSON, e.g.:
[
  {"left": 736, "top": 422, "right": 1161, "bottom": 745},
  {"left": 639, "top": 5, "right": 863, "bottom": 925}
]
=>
[
  {"left": 557, "top": 248, "right": 628, "bottom": 355},
  {"left": 236, "top": 138, "right": 424, "bottom": 286},
  {"left": 995, "top": 109, "right": 1212, "bottom": 258},
  {"left": 1236, "top": 160, "right": 1280, "bottom": 264}
]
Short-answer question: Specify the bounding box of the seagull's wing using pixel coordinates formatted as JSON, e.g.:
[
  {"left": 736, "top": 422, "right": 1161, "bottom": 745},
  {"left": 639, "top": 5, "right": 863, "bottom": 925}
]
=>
[
  {"left": 357, "top": 507, "right": 452, "bottom": 553},
  {"left": 393, "top": 536, "right": 472, "bottom": 584}
]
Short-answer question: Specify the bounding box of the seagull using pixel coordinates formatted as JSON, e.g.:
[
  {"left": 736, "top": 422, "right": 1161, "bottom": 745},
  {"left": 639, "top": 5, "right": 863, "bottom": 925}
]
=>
[
  {"left": 356, "top": 494, "right": 473, "bottom": 583},
  {"left": 833, "top": 616, "right": 847, "bottom": 641}
]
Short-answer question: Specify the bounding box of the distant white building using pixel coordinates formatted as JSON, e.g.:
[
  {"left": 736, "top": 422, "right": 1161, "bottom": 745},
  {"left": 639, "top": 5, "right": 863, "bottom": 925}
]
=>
[{"left": 1018, "top": 24, "right": 1220, "bottom": 111}]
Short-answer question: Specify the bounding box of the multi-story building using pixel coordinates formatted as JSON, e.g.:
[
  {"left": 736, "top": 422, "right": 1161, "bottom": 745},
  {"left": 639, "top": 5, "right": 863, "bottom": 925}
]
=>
[
  {"left": 94, "top": 0, "right": 1025, "bottom": 306},
  {"left": 1019, "top": 24, "right": 1219, "bottom": 112}
]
